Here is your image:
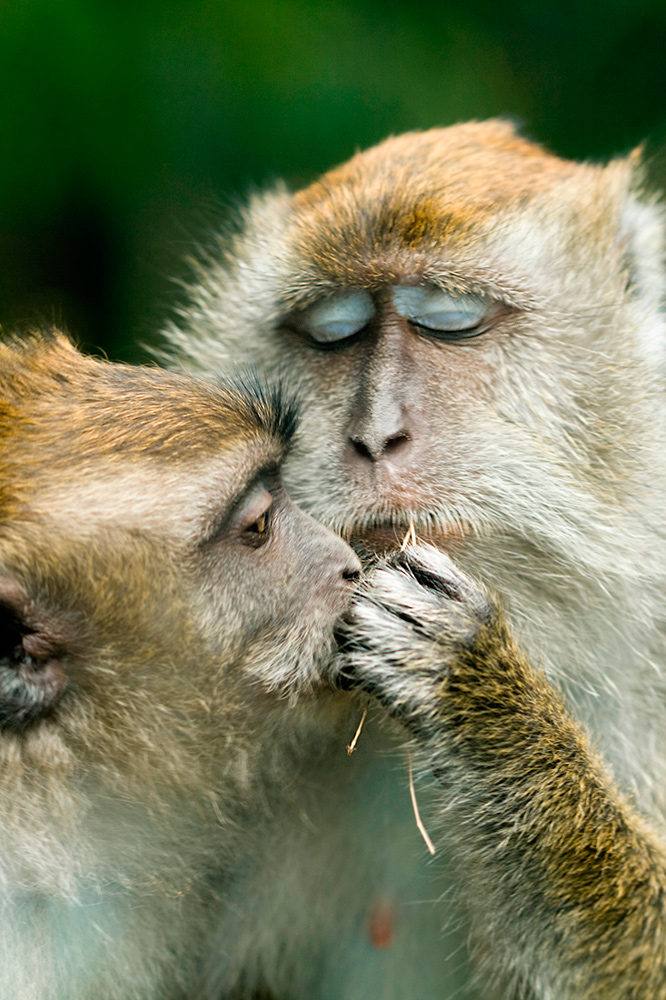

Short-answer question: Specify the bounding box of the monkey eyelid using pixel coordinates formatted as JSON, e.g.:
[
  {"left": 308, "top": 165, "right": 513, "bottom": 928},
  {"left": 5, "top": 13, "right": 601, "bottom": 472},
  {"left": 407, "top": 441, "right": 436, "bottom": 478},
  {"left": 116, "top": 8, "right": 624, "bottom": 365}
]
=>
[
  {"left": 199, "top": 468, "right": 279, "bottom": 548},
  {"left": 392, "top": 284, "right": 489, "bottom": 334},
  {"left": 238, "top": 489, "right": 273, "bottom": 548},
  {"left": 283, "top": 289, "right": 375, "bottom": 344}
]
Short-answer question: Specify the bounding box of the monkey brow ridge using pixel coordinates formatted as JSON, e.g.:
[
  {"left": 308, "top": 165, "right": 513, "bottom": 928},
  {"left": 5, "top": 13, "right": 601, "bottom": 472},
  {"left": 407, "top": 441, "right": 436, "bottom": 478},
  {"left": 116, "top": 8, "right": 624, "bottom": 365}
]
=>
[{"left": 223, "top": 370, "right": 300, "bottom": 448}]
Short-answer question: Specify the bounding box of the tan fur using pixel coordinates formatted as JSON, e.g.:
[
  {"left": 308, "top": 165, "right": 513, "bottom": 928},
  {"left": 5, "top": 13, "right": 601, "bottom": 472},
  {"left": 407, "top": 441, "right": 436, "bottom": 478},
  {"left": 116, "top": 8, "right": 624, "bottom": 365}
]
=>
[{"left": 341, "top": 544, "right": 666, "bottom": 998}]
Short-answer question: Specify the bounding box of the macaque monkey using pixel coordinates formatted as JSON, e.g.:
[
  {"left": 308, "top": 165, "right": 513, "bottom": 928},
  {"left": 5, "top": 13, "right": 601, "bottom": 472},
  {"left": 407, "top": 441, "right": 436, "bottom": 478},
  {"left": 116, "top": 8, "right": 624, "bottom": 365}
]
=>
[
  {"left": 163, "top": 121, "right": 666, "bottom": 997},
  {"left": 0, "top": 330, "right": 365, "bottom": 1000}
]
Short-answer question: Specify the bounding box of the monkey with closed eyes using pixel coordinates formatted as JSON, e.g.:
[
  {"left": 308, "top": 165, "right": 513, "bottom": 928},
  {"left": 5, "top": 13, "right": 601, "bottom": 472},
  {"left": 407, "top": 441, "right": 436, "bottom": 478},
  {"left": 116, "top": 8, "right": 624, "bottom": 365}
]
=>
[
  {"left": 164, "top": 121, "right": 666, "bottom": 997},
  {"left": 0, "top": 329, "right": 369, "bottom": 1000}
]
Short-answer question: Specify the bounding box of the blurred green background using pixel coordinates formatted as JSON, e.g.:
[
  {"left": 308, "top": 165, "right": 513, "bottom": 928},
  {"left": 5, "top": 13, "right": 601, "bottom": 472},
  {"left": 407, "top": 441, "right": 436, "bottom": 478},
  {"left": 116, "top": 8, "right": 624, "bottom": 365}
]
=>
[{"left": 2, "top": 0, "right": 666, "bottom": 361}]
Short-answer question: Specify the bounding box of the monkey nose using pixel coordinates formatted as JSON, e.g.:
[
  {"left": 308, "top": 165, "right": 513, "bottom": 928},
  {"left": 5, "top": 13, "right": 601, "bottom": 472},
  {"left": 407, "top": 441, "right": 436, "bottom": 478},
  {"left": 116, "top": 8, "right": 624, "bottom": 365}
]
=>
[
  {"left": 348, "top": 430, "right": 413, "bottom": 466},
  {"left": 342, "top": 553, "right": 362, "bottom": 582}
]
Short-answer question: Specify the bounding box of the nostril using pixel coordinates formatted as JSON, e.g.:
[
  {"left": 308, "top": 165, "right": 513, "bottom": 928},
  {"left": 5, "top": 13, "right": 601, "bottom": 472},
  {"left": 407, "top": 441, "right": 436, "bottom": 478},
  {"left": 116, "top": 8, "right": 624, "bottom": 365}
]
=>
[
  {"left": 349, "top": 432, "right": 411, "bottom": 463},
  {"left": 350, "top": 438, "right": 374, "bottom": 462},
  {"left": 384, "top": 432, "right": 410, "bottom": 456}
]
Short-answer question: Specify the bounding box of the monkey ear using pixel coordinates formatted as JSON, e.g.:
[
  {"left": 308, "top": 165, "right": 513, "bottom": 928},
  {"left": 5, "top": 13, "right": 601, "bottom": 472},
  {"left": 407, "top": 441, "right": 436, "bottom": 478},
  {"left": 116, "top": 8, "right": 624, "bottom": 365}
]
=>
[
  {"left": 611, "top": 150, "right": 666, "bottom": 364},
  {"left": 0, "top": 577, "right": 69, "bottom": 728},
  {"left": 603, "top": 147, "right": 666, "bottom": 368}
]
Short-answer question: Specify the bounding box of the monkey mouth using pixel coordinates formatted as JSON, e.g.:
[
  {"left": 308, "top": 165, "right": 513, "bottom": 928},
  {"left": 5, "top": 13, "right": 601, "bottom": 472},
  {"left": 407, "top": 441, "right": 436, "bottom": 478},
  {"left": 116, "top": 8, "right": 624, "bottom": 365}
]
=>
[{"left": 348, "top": 517, "right": 467, "bottom": 556}]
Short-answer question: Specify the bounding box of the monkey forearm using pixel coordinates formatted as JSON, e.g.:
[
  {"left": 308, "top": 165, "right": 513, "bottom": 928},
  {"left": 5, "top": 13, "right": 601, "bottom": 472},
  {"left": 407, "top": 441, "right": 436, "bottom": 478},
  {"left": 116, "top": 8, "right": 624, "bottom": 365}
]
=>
[
  {"left": 426, "top": 635, "right": 666, "bottom": 999},
  {"left": 341, "top": 546, "right": 666, "bottom": 999}
]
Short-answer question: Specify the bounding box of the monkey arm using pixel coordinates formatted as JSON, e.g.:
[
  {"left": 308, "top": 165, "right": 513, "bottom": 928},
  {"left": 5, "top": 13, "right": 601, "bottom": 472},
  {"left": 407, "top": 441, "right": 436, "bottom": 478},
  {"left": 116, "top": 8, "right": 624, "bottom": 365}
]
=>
[{"left": 339, "top": 544, "right": 666, "bottom": 1000}]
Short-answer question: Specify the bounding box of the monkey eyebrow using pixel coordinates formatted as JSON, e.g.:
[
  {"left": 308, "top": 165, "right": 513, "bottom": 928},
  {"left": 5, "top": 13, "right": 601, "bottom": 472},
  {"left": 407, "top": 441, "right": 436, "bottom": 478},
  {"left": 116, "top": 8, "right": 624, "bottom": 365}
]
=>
[{"left": 220, "top": 372, "right": 300, "bottom": 449}]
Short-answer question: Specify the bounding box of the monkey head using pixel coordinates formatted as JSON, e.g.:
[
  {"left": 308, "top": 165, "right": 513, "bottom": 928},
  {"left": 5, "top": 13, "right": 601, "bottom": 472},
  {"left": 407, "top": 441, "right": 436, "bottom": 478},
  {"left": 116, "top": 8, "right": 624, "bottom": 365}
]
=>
[
  {"left": 168, "top": 121, "right": 666, "bottom": 583},
  {"left": 0, "top": 332, "right": 359, "bottom": 806}
]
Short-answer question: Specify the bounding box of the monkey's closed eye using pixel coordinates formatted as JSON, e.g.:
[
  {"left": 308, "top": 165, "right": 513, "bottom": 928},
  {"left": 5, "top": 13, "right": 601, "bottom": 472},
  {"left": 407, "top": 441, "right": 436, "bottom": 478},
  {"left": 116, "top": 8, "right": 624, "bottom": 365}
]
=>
[
  {"left": 285, "top": 290, "right": 375, "bottom": 345},
  {"left": 392, "top": 284, "right": 489, "bottom": 340}
]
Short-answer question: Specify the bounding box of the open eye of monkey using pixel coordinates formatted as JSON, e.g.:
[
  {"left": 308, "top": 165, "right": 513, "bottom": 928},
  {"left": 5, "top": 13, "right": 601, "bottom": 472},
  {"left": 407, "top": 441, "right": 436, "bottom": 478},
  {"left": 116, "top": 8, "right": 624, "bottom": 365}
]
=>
[
  {"left": 201, "top": 473, "right": 276, "bottom": 550},
  {"left": 236, "top": 478, "right": 274, "bottom": 548}
]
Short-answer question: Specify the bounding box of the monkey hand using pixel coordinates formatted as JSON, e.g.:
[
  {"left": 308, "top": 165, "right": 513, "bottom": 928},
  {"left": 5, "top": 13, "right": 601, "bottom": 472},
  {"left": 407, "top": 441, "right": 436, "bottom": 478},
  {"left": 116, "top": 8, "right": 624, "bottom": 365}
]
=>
[{"left": 337, "top": 543, "right": 513, "bottom": 741}]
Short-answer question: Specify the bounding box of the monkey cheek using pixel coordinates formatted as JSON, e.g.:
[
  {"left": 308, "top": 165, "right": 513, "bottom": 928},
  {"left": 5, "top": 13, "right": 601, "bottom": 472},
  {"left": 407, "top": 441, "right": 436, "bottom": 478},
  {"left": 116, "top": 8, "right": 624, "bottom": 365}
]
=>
[{"left": 0, "top": 658, "right": 67, "bottom": 729}]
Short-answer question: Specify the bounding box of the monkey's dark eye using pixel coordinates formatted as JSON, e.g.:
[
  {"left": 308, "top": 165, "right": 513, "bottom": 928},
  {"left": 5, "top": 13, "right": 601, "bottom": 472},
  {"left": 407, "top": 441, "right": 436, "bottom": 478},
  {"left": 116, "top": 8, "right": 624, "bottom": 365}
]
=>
[
  {"left": 239, "top": 486, "right": 273, "bottom": 548},
  {"left": 247, "top": 510, "right": 269, "bottom": 535},
  {"left": 392, "top": 284, "right": 488, "bottom": 340}
]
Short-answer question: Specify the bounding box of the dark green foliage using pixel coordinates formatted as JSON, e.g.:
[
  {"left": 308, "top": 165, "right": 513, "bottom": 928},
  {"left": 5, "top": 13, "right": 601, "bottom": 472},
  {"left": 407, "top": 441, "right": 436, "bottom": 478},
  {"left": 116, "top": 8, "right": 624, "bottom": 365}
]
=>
[{"left": 1, "top": 0, "right": 665, "bottom": 360}]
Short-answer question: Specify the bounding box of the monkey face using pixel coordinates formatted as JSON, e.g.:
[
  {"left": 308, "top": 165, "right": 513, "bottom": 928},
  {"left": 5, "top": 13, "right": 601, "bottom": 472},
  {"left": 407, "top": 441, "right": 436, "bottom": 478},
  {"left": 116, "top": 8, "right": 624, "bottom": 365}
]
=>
[
  {"left": 268, "top": 270, "right": 613, "bottom": 565},
  {"left": 190, "top": 464, "right": 361, "bottom": 697},
  {"left": 0, "top": 334, "right": 359, "bottom": 767},
  {"left": 275, "top": 281, "right": 513, "bottom": 554}
]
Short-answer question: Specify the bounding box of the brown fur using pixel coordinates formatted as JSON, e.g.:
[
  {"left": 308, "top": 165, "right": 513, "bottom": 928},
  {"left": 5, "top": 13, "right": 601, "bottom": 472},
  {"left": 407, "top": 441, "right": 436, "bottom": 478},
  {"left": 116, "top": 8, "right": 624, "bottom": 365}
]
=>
[
  {"left": 0, "top": 330, "right": 360, "bottom": 1000},
  {"left": 341, "top": 545, "right": 666, "bottom": 998}
]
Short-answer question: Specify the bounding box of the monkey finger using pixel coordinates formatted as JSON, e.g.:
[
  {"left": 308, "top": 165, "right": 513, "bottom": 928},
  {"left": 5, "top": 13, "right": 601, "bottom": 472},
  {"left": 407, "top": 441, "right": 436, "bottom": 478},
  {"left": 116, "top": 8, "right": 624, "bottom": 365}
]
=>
[
  {"left": 353, "top": 560, "right": 487, "bottom": 651},
  {"left": 390, "top": 543, "right": 495, "bottom": 626},
  {"left": 335, "top": 618, "right": 450, "bottom": 723},
  {"left": 335, "top": 585, "right": 470, "bottom": 719}
]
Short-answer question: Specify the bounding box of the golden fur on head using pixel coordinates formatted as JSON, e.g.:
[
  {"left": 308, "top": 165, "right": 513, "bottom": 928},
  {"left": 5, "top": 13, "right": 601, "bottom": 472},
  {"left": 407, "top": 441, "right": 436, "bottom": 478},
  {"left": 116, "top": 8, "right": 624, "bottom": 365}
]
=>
[
  {"left": 0, "top": 329, "right": 296, "bottom": 521},
  {"left": 0, "top": 329, "right": 287, "bottom": 464},
  {"left": 286, "top": 122, "right": 633, "bottom": 292}
]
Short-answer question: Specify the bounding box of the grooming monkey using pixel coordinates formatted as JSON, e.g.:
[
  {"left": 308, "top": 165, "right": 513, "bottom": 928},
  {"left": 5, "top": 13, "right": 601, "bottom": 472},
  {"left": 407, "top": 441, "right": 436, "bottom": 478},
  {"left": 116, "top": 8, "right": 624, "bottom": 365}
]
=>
[
  {"left": 0, "top": 330, "right": 366, "bottom": 1000},
  {"left": 163, "top": 121, "right": 666, "bottom": 996}
]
